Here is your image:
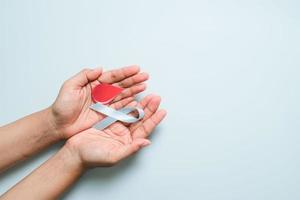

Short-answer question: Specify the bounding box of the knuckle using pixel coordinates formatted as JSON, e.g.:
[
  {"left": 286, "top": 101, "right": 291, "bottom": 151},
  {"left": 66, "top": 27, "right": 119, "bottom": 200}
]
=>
[{"left": 110, "top": 72, "right": 118, "bottom": 79}]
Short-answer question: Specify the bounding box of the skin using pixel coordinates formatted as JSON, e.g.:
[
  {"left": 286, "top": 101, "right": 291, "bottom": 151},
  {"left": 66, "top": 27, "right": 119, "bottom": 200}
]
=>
[
  {"left": 0, "top": 65, "right": 149, "bottom": 172},
  {"left": 68, "top": 94, "right": 166, "bottom": 168},
  {"left": 0, "top": 65, "right": 166, "bottom": 199},
  {"left": 52, "top": 65, "right": 150, "bottom": 138},
  {"left": 1, "top": 94, "right": 166, "bottom": 200}
]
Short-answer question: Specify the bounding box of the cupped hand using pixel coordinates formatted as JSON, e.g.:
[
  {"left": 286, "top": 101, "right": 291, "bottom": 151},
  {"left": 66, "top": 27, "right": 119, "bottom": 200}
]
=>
[
  {"left": 65, "top": 94, "right": 167, "bottom": 168},
  {"left": 51, "top": 65, "right": 149, "bottom": 139}
]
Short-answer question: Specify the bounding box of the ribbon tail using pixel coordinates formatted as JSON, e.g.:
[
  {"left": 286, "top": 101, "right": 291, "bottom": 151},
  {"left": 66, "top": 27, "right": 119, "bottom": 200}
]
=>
[{"left": 93, "top": 107, "right": 131, "bottom": 130}]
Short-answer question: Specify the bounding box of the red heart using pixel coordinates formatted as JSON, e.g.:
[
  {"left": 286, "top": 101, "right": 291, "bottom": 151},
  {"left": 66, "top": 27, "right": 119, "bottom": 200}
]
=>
[{"left": 92, "top": 84, "right": 123, "bottom": 104}]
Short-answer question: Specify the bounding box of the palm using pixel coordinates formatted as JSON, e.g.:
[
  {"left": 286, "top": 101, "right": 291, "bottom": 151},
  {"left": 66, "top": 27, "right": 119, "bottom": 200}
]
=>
[
  {"left": 68, "top": 94, "right": 166, "bottom": 167},
  {"left": 52, "top": 66, "right": 148, "bottom": 138},
  {"left": 70, "top": 123, "right": 133, "bottom": 167},
  {"left": 53, "top": 81, "right": 104, "bottom": 137}
]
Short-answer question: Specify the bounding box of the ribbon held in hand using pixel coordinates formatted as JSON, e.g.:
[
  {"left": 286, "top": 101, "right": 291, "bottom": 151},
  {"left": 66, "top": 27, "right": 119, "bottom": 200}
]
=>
[{"left": 90, "top": 84, "right": 145, "bottom": 130}]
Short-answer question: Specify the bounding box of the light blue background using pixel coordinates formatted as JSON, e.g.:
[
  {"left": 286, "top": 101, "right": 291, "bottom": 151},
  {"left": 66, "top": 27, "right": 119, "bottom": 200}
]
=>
[{"left": 1, "top": 0, "right": 300, "bottom": 199}]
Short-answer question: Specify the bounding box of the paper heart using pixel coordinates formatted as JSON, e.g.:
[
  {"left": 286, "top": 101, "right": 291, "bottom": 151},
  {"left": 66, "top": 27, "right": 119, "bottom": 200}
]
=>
[{"left": 92, "top": 84, "right": 123, "bottom": 104}]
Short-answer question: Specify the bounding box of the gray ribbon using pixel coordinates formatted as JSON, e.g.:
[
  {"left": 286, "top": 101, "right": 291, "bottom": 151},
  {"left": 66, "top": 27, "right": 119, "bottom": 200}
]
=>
[{"left": 90, "top": 103, "right": 145, "bottom": 130}]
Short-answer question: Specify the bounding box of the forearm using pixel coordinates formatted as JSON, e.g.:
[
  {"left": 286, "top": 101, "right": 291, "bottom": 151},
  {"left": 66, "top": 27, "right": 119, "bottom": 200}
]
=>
[
  {"left": 0, "top": 145, "right": 84, "bottom": 200},
  {"left": 0, "top": 107, "right": 61, "bottom": 172}
]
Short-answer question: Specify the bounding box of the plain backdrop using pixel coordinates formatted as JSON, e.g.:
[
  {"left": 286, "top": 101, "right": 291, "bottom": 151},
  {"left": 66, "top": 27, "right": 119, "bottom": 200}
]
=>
[{"left": 0, "top": 0, "right": 300, "bottom": 199}]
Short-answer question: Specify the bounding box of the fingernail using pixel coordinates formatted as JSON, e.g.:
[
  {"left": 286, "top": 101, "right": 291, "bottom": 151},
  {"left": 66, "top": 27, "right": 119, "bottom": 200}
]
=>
[{"left": 142, "top": 140, "right": 151, "bottom": 147}]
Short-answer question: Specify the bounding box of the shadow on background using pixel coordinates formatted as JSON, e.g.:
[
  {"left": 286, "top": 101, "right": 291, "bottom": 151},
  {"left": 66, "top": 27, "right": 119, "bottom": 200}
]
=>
[
  {"left": 61, "top": 127, "right": 163, "bottom": 199},
  {"left": 0, "top": 126, "right": 163, "bottom": 198}
]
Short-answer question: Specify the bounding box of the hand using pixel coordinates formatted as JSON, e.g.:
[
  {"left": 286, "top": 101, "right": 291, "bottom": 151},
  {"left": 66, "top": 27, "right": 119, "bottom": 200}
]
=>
[
  {"left": 50, "top": 65, "right": 149, "bottom": 139},
  {"left": 65, "top": 94, "right": 167, "bottom": 168}
]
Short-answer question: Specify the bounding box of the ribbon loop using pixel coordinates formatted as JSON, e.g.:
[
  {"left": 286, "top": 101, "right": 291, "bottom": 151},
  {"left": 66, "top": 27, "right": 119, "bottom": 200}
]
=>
[{"left": 90, "top": 102, "right": 145, "bottom": 130}]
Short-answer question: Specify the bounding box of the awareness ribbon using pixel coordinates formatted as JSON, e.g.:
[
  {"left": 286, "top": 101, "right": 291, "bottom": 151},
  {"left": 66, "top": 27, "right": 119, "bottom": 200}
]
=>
[{"left": 90, "top": 84, "right": 145, "bottom": 130}]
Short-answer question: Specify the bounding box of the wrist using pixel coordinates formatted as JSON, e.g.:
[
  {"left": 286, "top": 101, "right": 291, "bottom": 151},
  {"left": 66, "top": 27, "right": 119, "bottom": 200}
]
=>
[
  {"left": 45, "top": 106, "right": 66, "bottom": 140},
  {"left": 59, "top": 143, "right": 85, "bottom": 174},
  {"left": 63, "top": 138, "right": 86, "bottom": 171}
]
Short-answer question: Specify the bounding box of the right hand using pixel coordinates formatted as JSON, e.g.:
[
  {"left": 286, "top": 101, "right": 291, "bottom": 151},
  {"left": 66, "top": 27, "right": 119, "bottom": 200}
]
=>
[{"left": 65, "top": 94, "right": 167, "bottom": 168}]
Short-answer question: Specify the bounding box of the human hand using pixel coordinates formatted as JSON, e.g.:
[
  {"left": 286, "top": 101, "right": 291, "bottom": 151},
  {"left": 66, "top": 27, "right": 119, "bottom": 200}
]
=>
[
  {"left": 64, "top": 94, "right": 166, "bottom": 168},
  {"left": 50, "top": 65, "right": 149, "bottom": 139}
]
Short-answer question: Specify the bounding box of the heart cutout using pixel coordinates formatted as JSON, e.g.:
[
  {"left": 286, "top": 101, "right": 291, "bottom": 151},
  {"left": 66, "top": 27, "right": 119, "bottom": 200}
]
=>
[{"left": 92, "top": 84, "right": 123, "bottom": 104}]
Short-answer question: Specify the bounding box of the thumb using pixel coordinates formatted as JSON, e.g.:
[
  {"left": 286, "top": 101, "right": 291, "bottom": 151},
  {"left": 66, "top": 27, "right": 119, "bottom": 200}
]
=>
[{"left": 67, "top": 67, "right": 103, "bottom": 88}]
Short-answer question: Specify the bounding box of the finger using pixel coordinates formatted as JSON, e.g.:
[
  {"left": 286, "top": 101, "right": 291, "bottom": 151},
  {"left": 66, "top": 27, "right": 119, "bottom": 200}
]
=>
[
  {"left": 120, "top": 100, "right": 139, "bottom": 127},
  {"left": 67, "top": 68, "right": 102, "bottom": 88},
  {"left": 124, "top": 94, "right": 155, "bottom": 125},
  {"left": 99, "top": 65, "right": 140, "bottom": 84},
  {"left": 130, "top": 95, "right": 161, "bottom": 132},
  {"left": 137, "top": 94, "right": 156, "bottom": 108},
  {"left": 113, "top": 138, "right": 151, "bottom": 162},
  {"left": 110, "top": 97, "right": 135, "bottom": 110},
  {"left": 126, "top": 100, "right": 138, "bottom": 107},
  {"left": 115, "top": 72, "right": 149, "bottom": 88},
  {"left": 133, "top": 109, "right": 167, "bottom": 139},
  {"left": 112, "top": 83, "right": 147, "bottom": 102},
  {"left": 142, "top": 95, "right": 161, "bottom": 121}
]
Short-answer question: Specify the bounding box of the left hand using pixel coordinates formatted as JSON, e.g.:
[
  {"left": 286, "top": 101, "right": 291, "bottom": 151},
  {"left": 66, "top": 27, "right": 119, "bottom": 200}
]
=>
[{"left": 50, "top": 65, "right": 149, "bottom": 139}]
